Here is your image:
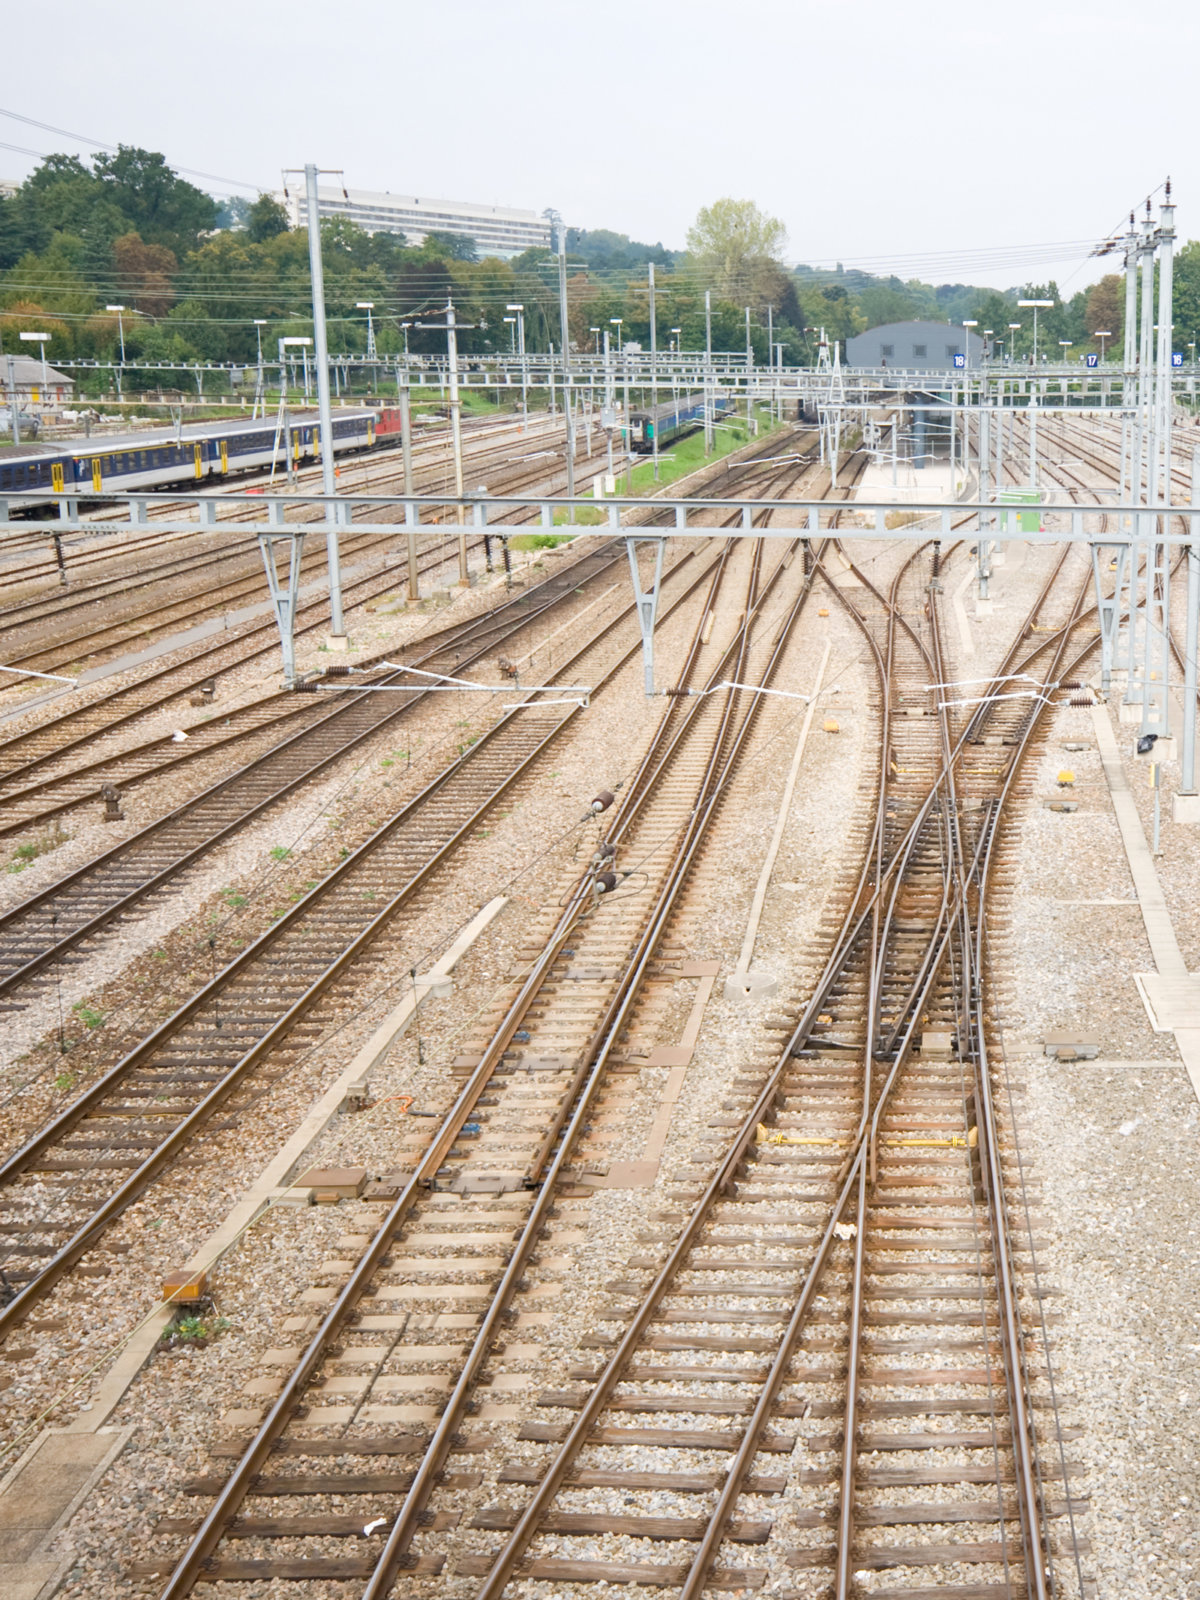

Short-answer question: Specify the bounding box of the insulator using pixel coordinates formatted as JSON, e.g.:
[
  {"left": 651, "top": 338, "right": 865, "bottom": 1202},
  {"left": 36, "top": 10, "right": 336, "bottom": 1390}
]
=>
[
  {"left": 293, "top": 682, "right": 318, "bottom": 693},
  {"left": 1061, "top": 680, "right": 1081, "bottom": 691},
  {"left": 324, "top": 665, "right": 355, "bottom": 676},
  {"left": 590, "top": 789, "right": 615, "bottom": 813},
  {"left": 596, "top": 871, "right": 618, "bottom": 894},
  {"left": 662, "top": 686, "right": 690, "bottom": 697},
  {"left": 596, "top": 841, "right": 615, "bottom": 859}
]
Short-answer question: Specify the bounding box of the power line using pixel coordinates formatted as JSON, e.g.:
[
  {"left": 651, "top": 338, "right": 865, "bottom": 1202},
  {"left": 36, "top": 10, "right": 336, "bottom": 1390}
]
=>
[{"left": 0, "top": 105, "right": 260, "bottom": 192}]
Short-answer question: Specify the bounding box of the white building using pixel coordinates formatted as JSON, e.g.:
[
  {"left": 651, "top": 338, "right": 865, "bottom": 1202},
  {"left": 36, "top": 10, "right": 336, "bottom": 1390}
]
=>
[{"left": 279, "top": 186, "right": 551, "bottom": 259}]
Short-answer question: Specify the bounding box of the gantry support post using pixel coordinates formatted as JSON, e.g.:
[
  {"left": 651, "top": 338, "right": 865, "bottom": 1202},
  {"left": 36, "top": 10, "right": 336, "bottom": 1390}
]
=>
[
  {"left": 625, "top": 535, "right": 667, "bottom": 697},
  {"left": 258, "top": 532, "right": 306, "bottom": 688},
  {"left": 1092, "top": 542, "right": 1128, "bottom": 696}
]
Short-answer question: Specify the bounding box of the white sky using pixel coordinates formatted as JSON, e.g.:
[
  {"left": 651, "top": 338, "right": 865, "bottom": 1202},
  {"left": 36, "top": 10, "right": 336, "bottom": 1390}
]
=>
[{"left": 3, "top": 0, "right": 1196, "bottom": 292}]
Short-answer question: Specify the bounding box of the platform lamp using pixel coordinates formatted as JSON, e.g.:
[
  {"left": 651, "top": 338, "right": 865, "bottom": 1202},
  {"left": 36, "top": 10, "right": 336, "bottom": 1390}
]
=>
[
  {"left": 589, "top": 326, "right": 600, "bottom": 354},
  {"left": 1017, "top": 299, "right": 1054, "bottom": 365},
  {"left": 1094, "top": 330, "right": 1112, "bottom": 364},
  {"left": 506, "top": 303, "right": 527, "bottom": 431},
  {"left": 983, "top": 329, "right": 993, "bottom": 362},
  {"left": 1059, "top": 340, "right": 1073, "bottom": 363},
  {"left": 962, "top": 319, "right": 978, "bottom": 370},
  {"left": 18, "top": 330, "right": 50, "bottom": 393},
  {"left": 1008, "top": 322, "right": 1022, "bottom": 366},
  {"left": 106, "top": 304, "right": 126, "bottom": 397},
  {"left": 355, "top": 301, "right": 376, "bottom": 361}
]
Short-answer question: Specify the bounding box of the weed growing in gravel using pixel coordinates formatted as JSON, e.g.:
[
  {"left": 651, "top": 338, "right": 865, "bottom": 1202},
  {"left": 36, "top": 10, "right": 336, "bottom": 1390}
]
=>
[
  {"left": 6, "top": 823, "right": 71, "bottom": 874},
  {"left": 160, "top": 1313, "right": 231, "bottom": 1348},
  {"left": 270, "top": 845, "right": 292, "bottom": 861},
  {"left": 72, "top": 1004, "right": 103, "bottom": 1029},
  {"left": 221, "top": 890, "right": 247, "bottom": 908},
  {"left": 54, "top": 1072, "right": 74, "bottom": 1091}
]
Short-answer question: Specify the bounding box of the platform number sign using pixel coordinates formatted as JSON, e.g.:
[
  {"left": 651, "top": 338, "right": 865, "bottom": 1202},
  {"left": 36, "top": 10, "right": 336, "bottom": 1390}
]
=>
[
  {"left": 1085, "top": 353, "right": 1098, "bottom": 368},
  {"left": 952, "top": 353, "right": 965, "bottom": 369},
  {"left": 1173, "top": 352, "right": 1184, "bottom": 367}
]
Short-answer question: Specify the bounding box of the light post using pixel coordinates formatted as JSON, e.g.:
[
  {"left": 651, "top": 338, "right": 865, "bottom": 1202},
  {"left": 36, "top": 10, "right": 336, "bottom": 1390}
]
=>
[
  {"left": 983, "top": 328, "right": 993, "bottom": 362},
  {"left": 504, "top": 316, "right": 516, "bottom": 354},
  {"left": 1059, "top": 340, "right": 1073, "bottom": 363},
  {"left": 1189, "top": 340, "right": 1196, "bottom": 367},
  {"left": 506, "top": 303, "right": 527, "bottom": 431},
  {"left": 589, "top": 327, "right": 600, "bottom": 354},
  {"left": 299, "top": 163, "right": 344, "bottom": 642},
  {"left": 106, "top": 304, "right": 126, "bottom": 397},
  {"left": 610, "top": 319, "right": 628, "bottom": 485},
  {"left": 670, "top": 327, "right": 681, "bottom": 356},
  {"left": 1018, "top": 298, "right": 1053, "bottom": 366},
  {"left": 18, "top": 330, "right": 50, "bottom": 398},
  {"left": 355, "top": 301, "right": 376, "bottom": 363},
  {"left": 253, "top": 319, "right": 267, "bottom": 414},
  {"left": 1095, "top": 329, "right": 1112, "bottom": 364},
  {"left": 1007, "top": 322, "right": 1021, "bottom": 366},
  {"left": 400, "top": 322, "right": 411, "bottom": 359},
  {"left": 962, "top": 319, "right": 978, "bottom": 372}
]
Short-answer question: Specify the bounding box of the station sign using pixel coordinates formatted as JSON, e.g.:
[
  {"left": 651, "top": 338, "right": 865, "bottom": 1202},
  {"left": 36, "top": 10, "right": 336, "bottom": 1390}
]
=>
[
  {"left": 1173, "top": 352, "right": 1184, "bottom": 367},
  {"left": 1085, "top": 353, "right": 1099, "bottom": 368},
  {"left": 952, "top": 353, "right": 965, "bottom": 369}
]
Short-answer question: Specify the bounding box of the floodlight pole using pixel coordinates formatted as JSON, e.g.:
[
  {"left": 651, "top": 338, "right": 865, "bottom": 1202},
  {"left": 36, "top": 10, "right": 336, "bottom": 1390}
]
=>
[
  {"left": 552, "top": 211, "right": 577, "bottom": 515},
  {"left": 649, "top": 263, "right": 659, "bottom": 481},
  {"left": 303, "top": 163, "right": 346, "bottom": 641}
]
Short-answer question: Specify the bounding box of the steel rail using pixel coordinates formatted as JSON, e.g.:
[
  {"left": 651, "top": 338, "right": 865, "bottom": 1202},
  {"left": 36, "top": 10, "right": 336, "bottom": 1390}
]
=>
[
  {"left": 156, "top": 496, "right": 815, "bottom": 1600},
  {"left": 0, "top": 542, "right": 632, "bottom": 993},
  {"left": 0, "top": 537, "right": 730, "bottom": 1339}
]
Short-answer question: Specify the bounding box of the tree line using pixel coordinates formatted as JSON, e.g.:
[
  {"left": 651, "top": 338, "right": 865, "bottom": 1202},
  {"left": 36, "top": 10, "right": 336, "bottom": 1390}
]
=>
[{"left": 3, "top": 152, "right": 1199, "bottom": 390}]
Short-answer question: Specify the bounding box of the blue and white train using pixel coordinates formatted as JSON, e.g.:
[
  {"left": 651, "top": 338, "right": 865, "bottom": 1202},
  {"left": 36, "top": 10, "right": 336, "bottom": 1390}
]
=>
[{"left": 0, "top": 410, "right": 377, "bottom": 514}]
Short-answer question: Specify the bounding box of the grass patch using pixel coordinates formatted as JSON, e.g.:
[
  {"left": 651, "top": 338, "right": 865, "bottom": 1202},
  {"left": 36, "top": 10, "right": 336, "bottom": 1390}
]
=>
[
  {"left": 269, "top": 845, "right": 292, "bottom": 861},
  {"left": 510, "top": 531, "right": 573, "bottom": 551},
  {"left": 552, "top": 506, "right": 605, "bottom": 527},
  {"left": 7, "top": 823, "right": 70, "bottom": 874},
  {"left": 623, "top": 404, "right": 779, "bottom": 494}
]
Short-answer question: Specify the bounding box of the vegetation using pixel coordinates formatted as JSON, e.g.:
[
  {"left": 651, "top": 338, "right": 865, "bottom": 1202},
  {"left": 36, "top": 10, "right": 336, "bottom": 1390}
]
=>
[{"left": 3, "top": 152, "right": 1195, "bottom": 388}]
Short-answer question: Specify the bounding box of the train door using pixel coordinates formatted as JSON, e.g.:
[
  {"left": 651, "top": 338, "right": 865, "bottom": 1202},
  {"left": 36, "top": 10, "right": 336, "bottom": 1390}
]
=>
[
  {"left": 219, "top": 439, "right": 228, "bottom": 474},
  {"left": 193, "top": 443, "right": 204, "bottom": 479},
  {"left": 367, "top": 417, "right": 376, "bottom": 447},
  {"left": 51, "top": 462, "right": 64, "bottom": 494},
  {"left": 91, "top": 457, "right": 102, "bottom": 491}
]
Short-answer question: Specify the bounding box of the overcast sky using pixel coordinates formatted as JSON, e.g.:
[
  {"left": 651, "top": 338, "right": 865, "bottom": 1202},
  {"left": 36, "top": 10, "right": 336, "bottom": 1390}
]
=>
[{"left": 3, "top": 0, "right": 1196, "bottom": 292}]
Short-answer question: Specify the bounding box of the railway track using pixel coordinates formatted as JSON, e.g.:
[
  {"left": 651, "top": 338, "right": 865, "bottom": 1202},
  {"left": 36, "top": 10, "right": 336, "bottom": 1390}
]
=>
[
  {"left": 117, "top": 521, "right": 1110, "bottom": 1599},
  {"left": 436, "top": 538, "right": 1098, "bottom": 1599},
  {"left": 0, "top": 511, "right": 746, "bottom": 1339},
  {"left": 136, "top": 472, "right": 847, "bottom": 1596},
  {"left": 0, "top": 430, "right": 823, "bottom": 1003},
  {"left": 0, "top": 424, "right": 817, "bottom": 844},
  {"left": 0, "top": 422, "right": 615, "bottom": 681}
]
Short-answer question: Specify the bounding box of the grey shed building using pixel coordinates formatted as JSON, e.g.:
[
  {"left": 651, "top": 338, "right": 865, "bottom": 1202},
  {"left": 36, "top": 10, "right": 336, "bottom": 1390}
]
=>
[{"left": 846, "top": 321, "right": 985, "bottom": 371}]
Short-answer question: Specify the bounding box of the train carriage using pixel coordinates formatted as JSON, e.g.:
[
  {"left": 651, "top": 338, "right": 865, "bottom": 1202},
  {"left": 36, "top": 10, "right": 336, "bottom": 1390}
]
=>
[
  {"left": 628, "top": 392, "right": 732, "bottom": 453},
  {"left": 0, "top": 410, "right": 377, "bottom": 514}
]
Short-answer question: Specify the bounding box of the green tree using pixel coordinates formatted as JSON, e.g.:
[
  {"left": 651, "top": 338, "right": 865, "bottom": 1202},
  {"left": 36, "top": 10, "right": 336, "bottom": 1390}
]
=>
[
  {"left": 93, "top": 147, "right": 217, "bottom": 258},
  {"left": 687, "top": 198, "right": 787, "bottom": 306},
  {"left": 247, "top": 194, "right": 289, "bottom": 243}
]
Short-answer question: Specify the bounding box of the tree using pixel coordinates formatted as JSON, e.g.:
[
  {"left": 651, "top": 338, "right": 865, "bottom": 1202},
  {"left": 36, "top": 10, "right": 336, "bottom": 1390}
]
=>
[
  {"left": 1174, "top": 241, "right": 1200, "bottom": 351},
  {"left": 422, "top": 231, "right": 478, "bottom": 262},
  {"left": 92, "top": 146, "right": 217, "bottom": 258},
  {"left": 247, "top": 194, "right": 289, "bottom": 243},
  {"left": 113, "top": 232, "right": 177, "bottom": 317},
  {"left": 1084, "top": 274, "right": 1124, "bottom": 344},
  {"left": 687, "top": 199, "right": 787, "bottom": 304}
]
